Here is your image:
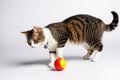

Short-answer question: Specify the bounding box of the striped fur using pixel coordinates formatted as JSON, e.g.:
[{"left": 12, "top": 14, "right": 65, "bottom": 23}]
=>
[{"left": 46, "top": 11, "right": 119, "bottom": 51}]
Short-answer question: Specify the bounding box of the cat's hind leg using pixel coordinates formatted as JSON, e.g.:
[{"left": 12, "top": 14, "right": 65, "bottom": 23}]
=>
[
  {"left": 91, "top": 51, "right": 101, "bottom": 62},
  {"left": 91, "top": 42, "right": 103, "bottom": 62},
  {"left": 83, "top": 42, "right": 94, "bottom": 60},
  {"left": 83, "top": 49, "right": 93, "bottom": 59},
  {"left": 83, "top": 42, "right": 103, "bottom": 62}
]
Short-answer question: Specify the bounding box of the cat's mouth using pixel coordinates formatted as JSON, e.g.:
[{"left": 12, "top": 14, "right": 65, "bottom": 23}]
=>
[
  {"left": 31, "top": 45, "right": 40, "bottom": 48},
  {"left": 30, "top": 41, "right": 44, "bottom": 48},
  {"left": 31, "top": 43, "right": 40, "bottom": 48}
]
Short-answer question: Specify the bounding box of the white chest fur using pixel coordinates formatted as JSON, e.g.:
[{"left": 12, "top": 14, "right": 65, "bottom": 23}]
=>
[{"left": 43, "top": 28, "right": 57, "bottom": 51}]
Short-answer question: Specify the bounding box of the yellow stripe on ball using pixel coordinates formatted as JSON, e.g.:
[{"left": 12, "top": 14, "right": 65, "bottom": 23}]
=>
[{"left": 60, "top": 58, "right": 66, "bottom": 68}]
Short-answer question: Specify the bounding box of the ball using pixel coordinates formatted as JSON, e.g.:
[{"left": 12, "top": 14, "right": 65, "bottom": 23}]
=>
[{"left": 54, "top": 58, "right": 67, "bottom": 71}]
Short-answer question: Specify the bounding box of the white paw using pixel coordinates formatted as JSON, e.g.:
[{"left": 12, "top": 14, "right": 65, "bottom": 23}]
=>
[
  {"left": 48, "top": 63, "right": 54, "bottom": 69},
  {"left": 83, "top": 55, "right": 90, "bottom": 60},
  {"left": 91, "top": 58, "right": 99, "bottom": 62}
]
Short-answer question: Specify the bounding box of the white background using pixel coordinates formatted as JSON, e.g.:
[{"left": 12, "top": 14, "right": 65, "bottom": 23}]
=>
[{"left": 0, "top": 0, "right": 120, "bottom": 80}]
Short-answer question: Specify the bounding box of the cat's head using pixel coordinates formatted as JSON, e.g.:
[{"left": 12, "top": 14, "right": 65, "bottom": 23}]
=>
[{"left": 21, "top": 26, "right": 45, "bottom": 48}]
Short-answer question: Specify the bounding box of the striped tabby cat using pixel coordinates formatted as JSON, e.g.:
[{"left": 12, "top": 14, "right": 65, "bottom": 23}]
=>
[{"left": 21, "top": 11, "right": 119, "bottom": 68}]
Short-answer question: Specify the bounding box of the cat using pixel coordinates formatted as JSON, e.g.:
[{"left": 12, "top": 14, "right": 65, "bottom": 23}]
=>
[{"left": 21, "top": 11, "right": 119, "bottom": 68}]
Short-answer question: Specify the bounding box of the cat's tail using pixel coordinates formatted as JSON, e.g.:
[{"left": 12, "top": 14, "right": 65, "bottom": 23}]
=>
[{"left": 104, "top": 11, "right": 119, "bottom": 31}]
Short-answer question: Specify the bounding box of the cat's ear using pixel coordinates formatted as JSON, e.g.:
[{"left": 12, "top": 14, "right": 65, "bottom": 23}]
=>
[
  {"left": 21, "top": 31, "right": 28, "bottom": 35},
  {"left": 33, "top": 26, "right": 38, "bottom": 33},
  {"left": 33, "top": 26, "right": 41, "bottom": 33}
]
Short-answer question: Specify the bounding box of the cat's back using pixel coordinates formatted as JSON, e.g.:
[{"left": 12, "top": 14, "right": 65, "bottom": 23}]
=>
[{"left": 63, "top": 14, "right": 101, "bottom": 23}]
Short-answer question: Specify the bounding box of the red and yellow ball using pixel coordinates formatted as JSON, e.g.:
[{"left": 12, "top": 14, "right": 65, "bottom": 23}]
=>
[{"left": 54, "top": 58, "right": 67, "bottom": 71}]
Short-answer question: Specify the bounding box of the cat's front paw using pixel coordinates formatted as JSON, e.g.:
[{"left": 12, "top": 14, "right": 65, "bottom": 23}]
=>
[{"left": 48, "top": 63, "right": 54, "bottom": 69}]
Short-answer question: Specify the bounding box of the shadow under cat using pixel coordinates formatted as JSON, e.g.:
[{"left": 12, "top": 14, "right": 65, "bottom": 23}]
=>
[{"left": 12, "top": 56, "right": 85, "bottom": 67}]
